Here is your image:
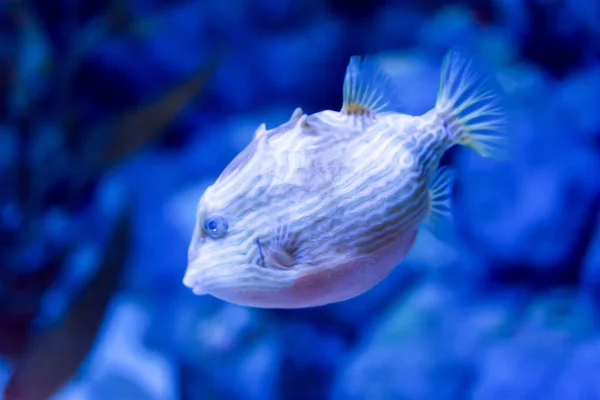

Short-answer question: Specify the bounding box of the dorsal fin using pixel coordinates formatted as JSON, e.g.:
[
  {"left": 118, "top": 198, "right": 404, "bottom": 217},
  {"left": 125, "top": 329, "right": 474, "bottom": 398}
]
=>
[{"left": 341, "top": 55, "right": 403, "bottom": 118}]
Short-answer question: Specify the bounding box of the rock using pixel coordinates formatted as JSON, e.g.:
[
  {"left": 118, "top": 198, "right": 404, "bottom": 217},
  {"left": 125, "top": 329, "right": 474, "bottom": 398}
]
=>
[
  {"left": 332, "top": 281, "right": 521, "bottom": 400},
  {"left": 455, "top": 130, "right": 600, "bottom": 286},
  {"left": 472, "top": 336, "right": 569, "bottom": 400},
  {"left": 496, "top": 62, "right": 552, "bottom": 109},
  {"left": 209, "top": 48, "right": 264, "bottom": 112},
  {"left": 86, "top": 372, "right": 158, "bottom": 400},
  {"left": 255, "top": 16, "right": 346, "bottom": 111},
  {"left": 582, "top": 211, "right": 600, "bottom": 296},
  {"left": 549, "top": 65, "right": 600, "bottom": 143},
  {"left": 472, "top": 291, "right": 598, "bottom": 400},
  {"left": 36, "top": 242, "right": 100, "bottom": 326},
  {"left": 209, "top": 9, "right": 346, "bottom": 113},
  {"left": 243, "top": 0, "right": 323, "bottom": 30},
  {"left": 473, "top": 27, "right": 519, "bottom": 67},
  {"left": 494, "top": 0, "right": 598, "bottom": 77},
  {"left": 151, "top": 293, "right": 281, "bottom": 400},
  {"left": 551, "top": 338, "right": 600, "bottom": 399},
  {"left": 418, "top": 5, "right": 481, "bottom": 56},
  {"left": 0, "top": 124, "right": 17, "bottom": 175},
  {"left": 358, "top": 5, "right": 424, "bottom": 51},
  {"left": 112, "top": 151, "right": 191, "bottom": 295},
  {"left": 0, "top": 359, "right": 9, "bottom": 393},
  {"left": 0, "top": 200, "right": 22, "bottom": 242},
  {"left": 74, "top": 0, "right": 212, "bottom": 127},
  {"left": 50, "top": 297, "right": 178, "bottom": 400},
  {"left": 278, "top": 321, "right": 346, "bottom": 400}
]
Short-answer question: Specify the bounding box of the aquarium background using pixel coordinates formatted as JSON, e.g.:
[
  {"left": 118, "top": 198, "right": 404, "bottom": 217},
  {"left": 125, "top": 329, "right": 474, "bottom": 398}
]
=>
[{"left": 1, "top": 0, "right": 600, "bottom": 399}]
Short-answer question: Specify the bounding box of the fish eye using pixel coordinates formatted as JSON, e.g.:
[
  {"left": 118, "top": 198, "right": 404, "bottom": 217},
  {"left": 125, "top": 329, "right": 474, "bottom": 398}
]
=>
[{"left": 202, "top": 216, "right": 228, "bottom": 238}]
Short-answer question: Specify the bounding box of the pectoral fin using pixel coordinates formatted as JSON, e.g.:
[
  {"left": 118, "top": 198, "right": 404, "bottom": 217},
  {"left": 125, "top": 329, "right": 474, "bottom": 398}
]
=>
[
  {"left": 266, "top": 243, "right": 295, "bottom": 269},
  {"left": 257, "top": 238, "right": 295, "bottom": 269},
  {"left": 257, "top": 225, "right": 300, "bottom": 269}
]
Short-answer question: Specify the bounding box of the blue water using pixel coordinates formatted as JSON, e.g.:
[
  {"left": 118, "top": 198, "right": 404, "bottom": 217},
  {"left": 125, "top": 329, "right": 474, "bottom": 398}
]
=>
[{"left": 1, "top": 0, "right": 600, "bottom": 399}]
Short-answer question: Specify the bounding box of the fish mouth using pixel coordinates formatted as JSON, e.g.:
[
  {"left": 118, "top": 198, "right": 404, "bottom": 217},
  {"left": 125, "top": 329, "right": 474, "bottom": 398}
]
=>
[{"left": 182, "top": 272, "right": 208, "bottom": 295}]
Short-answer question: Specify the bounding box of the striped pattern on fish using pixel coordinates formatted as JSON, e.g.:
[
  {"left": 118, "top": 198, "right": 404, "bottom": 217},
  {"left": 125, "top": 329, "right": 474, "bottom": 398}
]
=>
[{"left": 183, "top": 50, "right": 508, "bottom": 308}]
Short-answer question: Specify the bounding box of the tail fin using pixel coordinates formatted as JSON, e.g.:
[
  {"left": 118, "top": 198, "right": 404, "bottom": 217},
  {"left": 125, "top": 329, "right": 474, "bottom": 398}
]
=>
[{"left": 435, "top": 50, "right": 508, "bottom": 160}]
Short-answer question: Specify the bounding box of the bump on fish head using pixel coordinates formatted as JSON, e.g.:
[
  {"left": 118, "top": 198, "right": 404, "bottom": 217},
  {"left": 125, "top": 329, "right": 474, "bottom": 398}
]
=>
[
  {"left": 182, "top": 172, "right": 301, "bottom": 300},
  {"left": 183, "top": 109, "right": 313, "bottom": 304}
]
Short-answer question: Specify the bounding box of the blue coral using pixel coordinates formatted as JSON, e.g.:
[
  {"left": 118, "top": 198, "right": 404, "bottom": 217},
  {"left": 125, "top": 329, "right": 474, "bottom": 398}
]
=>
[{"left": 2, "top": 0, "right": 600, "bottom": 399}]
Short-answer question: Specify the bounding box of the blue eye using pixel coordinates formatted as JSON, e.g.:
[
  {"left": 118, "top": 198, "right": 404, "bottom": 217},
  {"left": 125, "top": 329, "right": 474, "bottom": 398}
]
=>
[{"left": 202, "top": 216, "right": 228, "bottom": 238}]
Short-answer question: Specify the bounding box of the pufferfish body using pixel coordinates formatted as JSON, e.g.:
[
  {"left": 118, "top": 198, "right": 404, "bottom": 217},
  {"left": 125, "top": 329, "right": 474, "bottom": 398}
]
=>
[{"left": 183, "top": 50, "right": 507, "bottom": 308}]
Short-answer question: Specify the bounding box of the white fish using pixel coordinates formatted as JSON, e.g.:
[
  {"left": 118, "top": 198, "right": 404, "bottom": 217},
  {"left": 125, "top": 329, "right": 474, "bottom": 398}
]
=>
[{"left": 183, "top": 50, "right": 507, "bottom": 309}]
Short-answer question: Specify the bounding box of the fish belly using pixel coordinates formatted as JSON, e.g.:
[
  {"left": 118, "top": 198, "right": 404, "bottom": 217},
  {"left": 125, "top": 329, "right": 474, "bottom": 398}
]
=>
[{"left": 224, "top": 228, "right": 418, "bottom": 308}]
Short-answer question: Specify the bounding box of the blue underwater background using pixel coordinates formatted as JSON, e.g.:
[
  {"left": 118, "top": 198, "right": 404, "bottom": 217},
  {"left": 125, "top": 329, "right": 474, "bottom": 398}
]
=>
[{"left": 2, "top": 0, "right": 600, "bottom": 399}]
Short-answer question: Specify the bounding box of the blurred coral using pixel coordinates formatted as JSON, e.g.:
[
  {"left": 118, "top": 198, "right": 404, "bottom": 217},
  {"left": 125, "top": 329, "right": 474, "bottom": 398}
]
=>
[{"left": 1, "top": 0, "right": 600, "bottom": 399}]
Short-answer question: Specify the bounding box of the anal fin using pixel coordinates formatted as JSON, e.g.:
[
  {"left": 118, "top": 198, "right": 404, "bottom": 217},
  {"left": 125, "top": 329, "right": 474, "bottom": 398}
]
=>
[{"left": 423, "top": 166, "right": 456, "bottom": 245}]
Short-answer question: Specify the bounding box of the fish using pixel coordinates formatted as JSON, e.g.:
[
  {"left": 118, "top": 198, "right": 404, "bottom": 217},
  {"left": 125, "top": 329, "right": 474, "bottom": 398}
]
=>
[{"left": 182, "top": 49, "right": 507, "bottom": 309}]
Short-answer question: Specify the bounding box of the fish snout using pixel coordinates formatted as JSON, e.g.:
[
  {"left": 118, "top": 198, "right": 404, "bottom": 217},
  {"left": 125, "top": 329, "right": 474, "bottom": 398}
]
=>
[{"left": 182, "top": 268, "right": 208, "bottom": 295}]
